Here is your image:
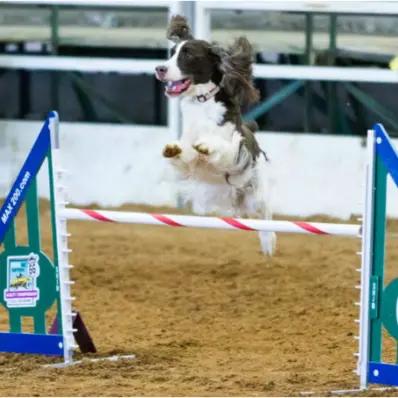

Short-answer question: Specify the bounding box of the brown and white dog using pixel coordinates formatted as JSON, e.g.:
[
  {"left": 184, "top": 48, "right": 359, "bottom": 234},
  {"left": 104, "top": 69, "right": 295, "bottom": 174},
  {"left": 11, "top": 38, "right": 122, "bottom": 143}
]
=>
[{"left": 155, "top": 15, "right": 276, "bottom": 254}]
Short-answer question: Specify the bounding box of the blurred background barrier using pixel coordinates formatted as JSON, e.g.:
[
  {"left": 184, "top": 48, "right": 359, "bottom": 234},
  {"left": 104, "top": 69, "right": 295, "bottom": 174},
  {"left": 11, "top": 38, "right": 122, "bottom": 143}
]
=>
[{"left": 1, "top": 1, "right": 398, "bottom": 218}]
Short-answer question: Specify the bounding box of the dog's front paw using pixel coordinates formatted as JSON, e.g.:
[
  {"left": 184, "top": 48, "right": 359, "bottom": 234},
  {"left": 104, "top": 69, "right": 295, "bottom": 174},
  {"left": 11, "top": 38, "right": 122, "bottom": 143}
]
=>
[
  {"left": 193, "top": 142, "right": 210, "bottom": 155},
  {"left": 163, "top": 143, "right": 182, "bottom": 158}
]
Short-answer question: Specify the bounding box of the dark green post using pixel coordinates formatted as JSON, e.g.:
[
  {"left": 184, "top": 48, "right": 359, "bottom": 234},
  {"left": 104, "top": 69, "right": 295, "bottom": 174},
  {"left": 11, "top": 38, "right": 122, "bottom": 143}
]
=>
[
  {"left": 50, "top": 6, "right": 59, "bottom": 112},
  {"left": 369, "top": 155, "right": 388, "bottom": 362},
  {"left": 304, "top": 13, "right": 313, "bottom": 132},
  {"left": 327, "top": 14, "right": 337, "bottom": 134},
  {"left": 50, "top": 6, "right": 59, "bottom": 55}
]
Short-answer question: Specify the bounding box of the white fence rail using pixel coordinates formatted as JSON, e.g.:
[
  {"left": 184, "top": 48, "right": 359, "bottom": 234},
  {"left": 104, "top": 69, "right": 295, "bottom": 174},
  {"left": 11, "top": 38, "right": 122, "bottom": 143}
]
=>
[
  {"left": 1, "top": 0, "right": 398, "bottom": 135},
  {"left": 195, "top": 1, "right": 398, "bottom": 15},
  {"left": 2, "top": 56, "right": 397, "bottom": 84}
]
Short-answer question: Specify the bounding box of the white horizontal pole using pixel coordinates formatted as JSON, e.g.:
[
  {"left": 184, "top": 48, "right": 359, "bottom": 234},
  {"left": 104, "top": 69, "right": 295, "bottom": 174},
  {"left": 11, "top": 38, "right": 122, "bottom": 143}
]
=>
[
  {"left": 1, "top": 55, "right": 396, "bottom": 83},
  {"left": 61, "top": 208, "right": 361, "bottom": 237},
  {"left": 253, "top": 64, "right": 398, "bottom": 83},
  {"left": 197, "top": 1, "right": 398, "bottom": 15},
  {"left": 4, "top": 0, "right": 398, "bottom": 14},
  {"left": 0, "top": 55, "right": 162, "bottom": 74}
]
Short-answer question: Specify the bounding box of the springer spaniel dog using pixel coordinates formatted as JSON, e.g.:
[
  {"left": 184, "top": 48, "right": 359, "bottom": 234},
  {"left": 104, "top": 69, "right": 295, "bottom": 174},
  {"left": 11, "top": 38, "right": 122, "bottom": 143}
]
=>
[{"left": 155, "top": 15, "right": 276, "bottom": 255}]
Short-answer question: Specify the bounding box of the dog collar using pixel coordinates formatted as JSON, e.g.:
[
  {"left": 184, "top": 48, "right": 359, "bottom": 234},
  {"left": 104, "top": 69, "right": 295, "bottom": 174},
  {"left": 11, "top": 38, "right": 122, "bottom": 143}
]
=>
[{"left": 195, "top": 85, "right": 220, "bottom": 103}]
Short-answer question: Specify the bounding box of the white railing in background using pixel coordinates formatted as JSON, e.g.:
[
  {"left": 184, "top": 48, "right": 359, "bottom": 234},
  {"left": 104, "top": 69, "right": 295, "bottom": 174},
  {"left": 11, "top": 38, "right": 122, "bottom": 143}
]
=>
[
  {"left": 196, "top": 1, "right": 398, "bottom": 17},
  {"left": 1, "top": 0, "right": 398, "bottom": 135},
  {"left": 252, "top": 64, "right": 398, "bottom": 83},
  {"left": 0, "top": 56, "right": 161, "bottom": 74},
  {"left": 5, "top": 0, "right": 398, "bottom": 13},
  {"left": 2, "top": 55, "right": 397, "bottom": 84},
  {"left": 2, "top": 1, "right": 397, "bottom": 85}
]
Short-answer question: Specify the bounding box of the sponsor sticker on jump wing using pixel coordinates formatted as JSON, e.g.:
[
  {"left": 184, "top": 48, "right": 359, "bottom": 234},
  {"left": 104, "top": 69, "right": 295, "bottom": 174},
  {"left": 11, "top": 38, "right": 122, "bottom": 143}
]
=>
[{"left": 3, "top": 253, "right": 40, "bottom": 308}]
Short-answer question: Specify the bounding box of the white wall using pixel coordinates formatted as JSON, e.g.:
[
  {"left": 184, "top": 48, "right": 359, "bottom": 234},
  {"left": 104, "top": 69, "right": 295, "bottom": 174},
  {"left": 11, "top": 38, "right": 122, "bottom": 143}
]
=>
[
  {"left": 0, "top": 120, "right": 177, "bottom": 208},
  {"left": 1, "top": 120, "right": 398, "bottom": 219}
]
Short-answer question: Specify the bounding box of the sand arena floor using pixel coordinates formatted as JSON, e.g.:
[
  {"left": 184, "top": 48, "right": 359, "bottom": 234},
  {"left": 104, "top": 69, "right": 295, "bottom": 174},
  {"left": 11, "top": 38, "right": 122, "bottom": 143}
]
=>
[{"left": 0, "top": 204, "right": 398, "bottom": 396}]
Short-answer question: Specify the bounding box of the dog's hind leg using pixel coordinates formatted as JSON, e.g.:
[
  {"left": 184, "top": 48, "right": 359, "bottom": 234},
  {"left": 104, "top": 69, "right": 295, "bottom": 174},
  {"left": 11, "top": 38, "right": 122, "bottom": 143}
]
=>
[
  {"left": 255, "top": 166, "right": 277, "bottom": 256},
  {"left": 259, "top": 231, "right": 277, "bottom": 256},
  {"left": 258, "top": 215, "right": 277, "bottom": 256},
  {"left": 242, "top": 189, "right": 276, "bottom": 256},
  {"left": 243, "top": 163, "right": 276, "bottom": 256}
]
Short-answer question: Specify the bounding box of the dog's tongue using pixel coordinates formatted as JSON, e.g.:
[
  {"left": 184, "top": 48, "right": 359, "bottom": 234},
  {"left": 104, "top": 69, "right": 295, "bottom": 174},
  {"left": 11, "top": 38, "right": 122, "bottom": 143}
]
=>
[{"left": 166, "top": 79, "right": 190, "bottom": 94}]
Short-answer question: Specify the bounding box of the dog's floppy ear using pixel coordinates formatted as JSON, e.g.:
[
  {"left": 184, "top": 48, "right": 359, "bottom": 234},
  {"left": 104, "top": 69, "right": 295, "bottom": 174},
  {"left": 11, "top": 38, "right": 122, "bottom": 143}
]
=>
[
  {"left": 220, "top": 37, "right": 259, "bottom": 107},
  {"left": 209, "top": 44, "right": 227, "bottom": 60},
  {"left": 167, "top": 15, "right": 194, "bottom": 43}
]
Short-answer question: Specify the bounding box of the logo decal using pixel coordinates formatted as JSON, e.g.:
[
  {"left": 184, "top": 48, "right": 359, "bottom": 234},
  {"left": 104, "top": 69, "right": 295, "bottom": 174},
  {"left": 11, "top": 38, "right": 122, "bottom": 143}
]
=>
[{"left": 3, "top": 253, "right": 40, "bottom": 308}]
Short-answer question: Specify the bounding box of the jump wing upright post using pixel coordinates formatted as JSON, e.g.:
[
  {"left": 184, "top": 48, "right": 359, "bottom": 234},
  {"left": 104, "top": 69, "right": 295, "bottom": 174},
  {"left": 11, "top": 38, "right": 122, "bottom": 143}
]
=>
[
  {"left": 359, "top": 123, "right": 398, "bottom": 388},
  {"left": 47, "top": 112, "right": 76, "bottom": 363},
  {"left": 357, "top": 128, "right": 376, "bottom": 390}
]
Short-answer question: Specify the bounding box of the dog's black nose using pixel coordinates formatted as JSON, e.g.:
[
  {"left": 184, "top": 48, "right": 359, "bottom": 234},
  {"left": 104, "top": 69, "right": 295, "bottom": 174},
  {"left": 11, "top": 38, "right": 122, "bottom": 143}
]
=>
[{"left": 155, "top": 65, "right": 168, "bottom": 79}]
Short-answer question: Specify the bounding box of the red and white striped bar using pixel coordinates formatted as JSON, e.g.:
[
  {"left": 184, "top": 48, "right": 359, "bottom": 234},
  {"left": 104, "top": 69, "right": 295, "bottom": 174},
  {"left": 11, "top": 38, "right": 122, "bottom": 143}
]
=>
[{"left": 61, "top": 208, "right": 361, "bottom": 237}]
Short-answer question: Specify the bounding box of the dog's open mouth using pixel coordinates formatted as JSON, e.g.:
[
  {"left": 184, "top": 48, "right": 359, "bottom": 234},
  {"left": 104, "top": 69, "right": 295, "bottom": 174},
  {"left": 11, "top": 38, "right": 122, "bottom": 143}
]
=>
[{"left": 165, "top": 78, "right": 191, "bottom": 96}]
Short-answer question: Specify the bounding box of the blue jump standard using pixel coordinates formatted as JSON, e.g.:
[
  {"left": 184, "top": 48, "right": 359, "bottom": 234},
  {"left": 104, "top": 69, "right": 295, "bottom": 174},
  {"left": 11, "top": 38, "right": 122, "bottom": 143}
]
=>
[
  {"left": 0, "top": 111, "right": 53, "bottom": 244},
  {"left": 0, "top": 332, "right": 63, "bottom": 356},
  {"left": 374, "top": 123, "right": 398, "bottom": 187},
  {"left": 368, "top": 362, "right": 398, "bottom": 386}
]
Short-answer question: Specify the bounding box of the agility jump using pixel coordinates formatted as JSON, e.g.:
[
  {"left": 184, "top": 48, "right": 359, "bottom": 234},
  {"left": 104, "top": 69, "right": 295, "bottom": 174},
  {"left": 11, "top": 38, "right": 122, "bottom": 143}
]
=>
[
  {"left": 61, "top": 208, "right": 360, "bottom": 237},
  {"left": 0, "top": 111, "right": 398, "bottom": 390}
]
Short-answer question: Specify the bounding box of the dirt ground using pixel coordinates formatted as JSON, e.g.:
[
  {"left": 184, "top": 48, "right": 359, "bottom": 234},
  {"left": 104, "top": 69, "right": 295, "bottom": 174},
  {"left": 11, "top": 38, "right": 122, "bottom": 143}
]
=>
[{"left": 0, "top": 203, "right": 398, "bottom": 396}]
